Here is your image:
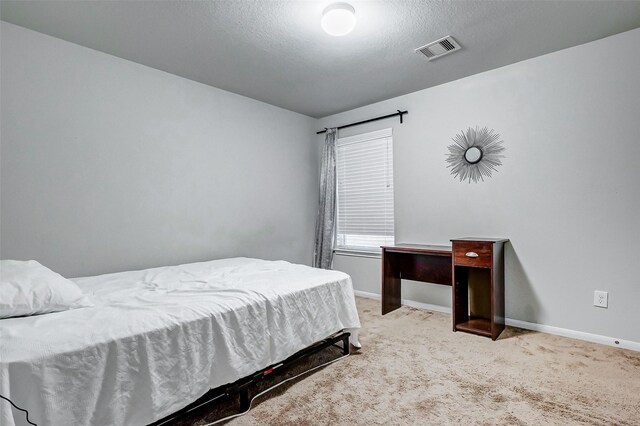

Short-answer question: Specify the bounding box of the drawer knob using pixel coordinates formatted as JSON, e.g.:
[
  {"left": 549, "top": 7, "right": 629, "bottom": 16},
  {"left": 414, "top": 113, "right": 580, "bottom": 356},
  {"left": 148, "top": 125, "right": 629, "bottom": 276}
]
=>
[{"left": 465, "top": 252, "right": 479, "bottom": 258}]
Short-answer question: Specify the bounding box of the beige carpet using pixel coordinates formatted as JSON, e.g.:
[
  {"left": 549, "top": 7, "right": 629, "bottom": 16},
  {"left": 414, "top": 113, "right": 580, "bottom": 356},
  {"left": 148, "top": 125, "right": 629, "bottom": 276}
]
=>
[{"left": 172, "top": 297, "right": 640, "bottom": 426}]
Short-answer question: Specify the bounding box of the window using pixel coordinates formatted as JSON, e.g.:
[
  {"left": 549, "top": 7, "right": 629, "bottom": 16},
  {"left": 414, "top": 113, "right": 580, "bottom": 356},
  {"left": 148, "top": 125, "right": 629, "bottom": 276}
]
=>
[{"left": 336, "top": 128, "right": 394, "bottom": 253}]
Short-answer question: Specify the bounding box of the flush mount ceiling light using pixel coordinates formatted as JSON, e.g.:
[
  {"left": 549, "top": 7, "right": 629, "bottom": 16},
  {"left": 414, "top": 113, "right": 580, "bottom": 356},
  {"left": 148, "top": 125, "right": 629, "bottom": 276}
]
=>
[{"left": 321, "top": 3, "right": 356, "bottom": 36}]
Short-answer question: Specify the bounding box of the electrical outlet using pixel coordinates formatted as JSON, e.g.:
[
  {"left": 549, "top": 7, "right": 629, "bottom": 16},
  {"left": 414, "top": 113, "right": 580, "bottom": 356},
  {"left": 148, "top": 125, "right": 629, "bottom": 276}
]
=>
[{"left": 594, "top": 291, "right": 608, "bottom": 308}]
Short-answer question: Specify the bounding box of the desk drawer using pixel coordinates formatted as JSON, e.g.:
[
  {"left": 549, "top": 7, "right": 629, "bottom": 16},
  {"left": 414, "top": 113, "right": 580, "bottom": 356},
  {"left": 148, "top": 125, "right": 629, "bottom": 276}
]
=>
[{"left": 453, "top": 242, "right": 492, "bottom": 268}]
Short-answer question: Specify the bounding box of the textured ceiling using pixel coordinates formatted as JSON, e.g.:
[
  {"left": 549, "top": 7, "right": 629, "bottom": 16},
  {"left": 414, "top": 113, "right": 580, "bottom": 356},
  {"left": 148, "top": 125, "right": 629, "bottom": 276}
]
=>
[{"left": 2, "top": 1, "right": 640, "bottom": 118}]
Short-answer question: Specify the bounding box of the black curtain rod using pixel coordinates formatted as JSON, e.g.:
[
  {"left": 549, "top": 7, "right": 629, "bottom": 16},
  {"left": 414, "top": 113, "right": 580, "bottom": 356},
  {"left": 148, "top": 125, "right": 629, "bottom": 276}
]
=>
[{"left": 316, "top": 110, "right": 408, "bottom": 135}]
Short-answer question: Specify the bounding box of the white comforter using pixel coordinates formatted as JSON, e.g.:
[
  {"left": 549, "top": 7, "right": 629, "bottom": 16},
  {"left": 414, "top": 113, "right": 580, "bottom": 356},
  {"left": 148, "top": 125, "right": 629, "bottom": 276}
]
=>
[{"left": 0, "top": 258, "right": 361, "bottom": 426}]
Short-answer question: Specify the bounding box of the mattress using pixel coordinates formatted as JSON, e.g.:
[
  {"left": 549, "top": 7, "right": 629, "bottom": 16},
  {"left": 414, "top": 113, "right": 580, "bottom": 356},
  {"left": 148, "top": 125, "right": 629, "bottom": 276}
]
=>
[{"left": 0, "top": 257, "right": 361, "bottom": 426}]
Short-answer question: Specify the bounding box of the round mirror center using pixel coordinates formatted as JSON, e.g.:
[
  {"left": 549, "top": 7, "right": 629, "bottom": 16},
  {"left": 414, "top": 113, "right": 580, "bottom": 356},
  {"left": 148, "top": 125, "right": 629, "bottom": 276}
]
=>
[{"left": 464, "top": 146, "right": 483, "bottom": 164}]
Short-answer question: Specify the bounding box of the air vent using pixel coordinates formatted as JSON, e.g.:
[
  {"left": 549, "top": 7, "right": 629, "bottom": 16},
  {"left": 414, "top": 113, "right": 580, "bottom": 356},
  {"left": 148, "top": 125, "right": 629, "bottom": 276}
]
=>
[{"left": 415, "top": 36, "right": 461, "bottom": 61}]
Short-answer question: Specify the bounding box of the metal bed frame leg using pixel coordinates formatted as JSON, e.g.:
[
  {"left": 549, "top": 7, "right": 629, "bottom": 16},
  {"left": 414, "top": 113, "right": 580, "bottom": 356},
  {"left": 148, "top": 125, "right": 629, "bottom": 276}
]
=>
[
  {"left": 342, "top": 333, "right": 350, "bottom": 356},
  {"left": 239, "top": 388, "right": 250, "bottom": 412}
]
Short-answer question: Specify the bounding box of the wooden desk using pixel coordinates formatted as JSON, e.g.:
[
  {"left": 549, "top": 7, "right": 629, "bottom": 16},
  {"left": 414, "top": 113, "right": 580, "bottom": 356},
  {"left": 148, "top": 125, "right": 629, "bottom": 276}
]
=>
[{"left": 381, "top": 244, "right": 452, "bottom": 315}]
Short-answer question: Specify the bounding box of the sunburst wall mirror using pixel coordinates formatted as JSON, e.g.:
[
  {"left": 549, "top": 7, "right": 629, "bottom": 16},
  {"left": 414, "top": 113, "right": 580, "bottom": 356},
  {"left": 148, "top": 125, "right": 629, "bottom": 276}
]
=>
[{"left": 446, "top": 126, "right": 505, "bottom": 183}]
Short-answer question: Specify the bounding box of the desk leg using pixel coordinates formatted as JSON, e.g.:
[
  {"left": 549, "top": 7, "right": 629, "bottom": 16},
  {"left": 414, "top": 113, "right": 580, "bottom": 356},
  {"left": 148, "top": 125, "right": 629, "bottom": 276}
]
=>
[{"left": 382, "top": 251, "right": 401, "bottom": 315}]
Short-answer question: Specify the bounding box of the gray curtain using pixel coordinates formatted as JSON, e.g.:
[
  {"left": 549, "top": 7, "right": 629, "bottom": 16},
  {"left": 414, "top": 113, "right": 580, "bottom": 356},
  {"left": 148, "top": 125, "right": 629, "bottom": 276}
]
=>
[{"left": 313, "top": 128, "right": 337, "bottom": 269}]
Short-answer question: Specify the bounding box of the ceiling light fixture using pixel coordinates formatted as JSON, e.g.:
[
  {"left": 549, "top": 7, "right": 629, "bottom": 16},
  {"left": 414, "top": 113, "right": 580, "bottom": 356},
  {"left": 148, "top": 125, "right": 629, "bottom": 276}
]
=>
[{"left": 321, "top": 3, "right": 356, "bottom": 36}]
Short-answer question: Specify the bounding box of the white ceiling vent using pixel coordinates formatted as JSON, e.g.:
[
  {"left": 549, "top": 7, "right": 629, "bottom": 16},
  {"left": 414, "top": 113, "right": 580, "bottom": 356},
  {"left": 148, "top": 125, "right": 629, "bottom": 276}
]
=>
[{"left": 415, "top": 36, "right": 461, "bottom": 61}]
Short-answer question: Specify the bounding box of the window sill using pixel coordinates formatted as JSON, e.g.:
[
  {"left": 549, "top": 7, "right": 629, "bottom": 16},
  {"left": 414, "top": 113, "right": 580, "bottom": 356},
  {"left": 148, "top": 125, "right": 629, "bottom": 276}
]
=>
[{"left": 333, "top": 249, "right": 382, "bottom": 259}]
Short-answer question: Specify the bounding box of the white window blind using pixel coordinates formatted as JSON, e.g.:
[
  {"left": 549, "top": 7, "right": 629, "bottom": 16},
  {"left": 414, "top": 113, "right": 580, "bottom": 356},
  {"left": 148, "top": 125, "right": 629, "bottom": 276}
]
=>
[{"left": 336, "top": 128, "right": 394, "bottom": 252}]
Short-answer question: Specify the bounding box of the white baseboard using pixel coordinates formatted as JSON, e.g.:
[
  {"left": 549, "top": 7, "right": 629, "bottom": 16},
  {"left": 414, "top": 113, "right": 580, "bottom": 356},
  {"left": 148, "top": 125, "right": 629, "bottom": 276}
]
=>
[
  {"left": 503, "top": 318, "right": 640, "bottom": 352},
  {"left": 354, "top": 290, "right": 452, "bottom": 315},
  {"left": 353, "top": 290, "right": 640, "bottom": 352}
]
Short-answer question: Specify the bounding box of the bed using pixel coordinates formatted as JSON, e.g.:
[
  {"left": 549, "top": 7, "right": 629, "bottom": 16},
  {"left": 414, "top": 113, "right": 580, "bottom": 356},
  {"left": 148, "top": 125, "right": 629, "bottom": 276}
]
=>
[{"left": 0, "top": 257, "right": 361, "bottom": 426}]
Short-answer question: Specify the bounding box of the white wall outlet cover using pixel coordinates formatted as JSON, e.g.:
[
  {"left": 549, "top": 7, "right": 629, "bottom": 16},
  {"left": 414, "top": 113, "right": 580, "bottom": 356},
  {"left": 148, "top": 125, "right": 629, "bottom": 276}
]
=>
[{"left": 594, "top": 291, "right": 608, "bottom": 308}]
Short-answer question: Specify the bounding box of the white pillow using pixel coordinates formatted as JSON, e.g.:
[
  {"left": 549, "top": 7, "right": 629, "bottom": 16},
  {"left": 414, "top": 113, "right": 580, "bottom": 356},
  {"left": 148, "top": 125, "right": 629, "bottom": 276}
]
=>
[{"left": 0, "top": 260, "right": 92, "bottom": 319}]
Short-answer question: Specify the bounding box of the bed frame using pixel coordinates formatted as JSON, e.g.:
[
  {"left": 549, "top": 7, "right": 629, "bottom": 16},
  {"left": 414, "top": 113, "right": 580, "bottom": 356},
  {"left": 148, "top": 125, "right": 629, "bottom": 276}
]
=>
[{"left": 149, "top": 331, "right": 351, "bottom": 425}]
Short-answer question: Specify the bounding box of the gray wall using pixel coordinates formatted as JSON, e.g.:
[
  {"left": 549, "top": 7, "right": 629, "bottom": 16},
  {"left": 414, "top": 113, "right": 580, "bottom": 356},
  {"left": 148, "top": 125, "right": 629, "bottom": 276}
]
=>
[
  {"left": 321, "top": 28, "right": 640, "bottom": 343},
  {"left": 3, "top": 20, "right": 639, "bottom": 343},
  {"left": 0, "top": 22, "right": 318, "bottom": 277}
]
